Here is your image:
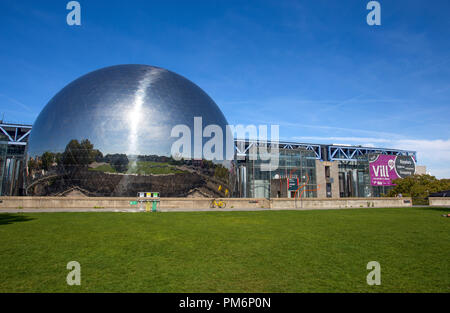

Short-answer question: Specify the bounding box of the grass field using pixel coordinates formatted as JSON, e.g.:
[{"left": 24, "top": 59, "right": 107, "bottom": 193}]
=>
[
  {"left": 126, "top": 161, "right": 184, "bottom": 175},
  {"left": 89, "top": 161, "right": 185, "bottom": 175},
  {"left": 89, "top": 164, "right": 117, "bottom": 173},
  {"left": 0, "top": 207, "right": 448, "bottom": 292}
]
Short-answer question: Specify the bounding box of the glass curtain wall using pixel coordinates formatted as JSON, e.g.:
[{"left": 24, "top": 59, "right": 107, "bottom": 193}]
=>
[
  {"left": 338, "top": 159, "right": 372, "bottom": 197},
  {"left": 0, "top": 142, "right": 7, "bottom": 195},
  {"left": 338, "top": 156, "right": 394, "bottom": 198},
  {"left": 238, "top": 148, "right": 317, "bottom": 198},
  {"left": 0, "top": 143, "right": 26, "bottom": 196}
]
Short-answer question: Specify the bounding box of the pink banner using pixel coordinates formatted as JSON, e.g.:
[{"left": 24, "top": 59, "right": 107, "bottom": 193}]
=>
[{"left": 369, "top": 155, "right": 416, "bottom": 186}]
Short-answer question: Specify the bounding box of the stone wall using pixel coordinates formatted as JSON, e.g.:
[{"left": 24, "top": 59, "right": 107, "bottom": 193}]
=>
[
  {"left": 315, "top": 160, "right": 339, "bottom": 198},
  {"left": 429, "top": 197, "right": 450, "bottom": 206},
  {"left": 271, "top": 197, "right": 411, "bottom": 209},
  {"left": 0, "top": 196, "right": 411, "bottom": 210}
]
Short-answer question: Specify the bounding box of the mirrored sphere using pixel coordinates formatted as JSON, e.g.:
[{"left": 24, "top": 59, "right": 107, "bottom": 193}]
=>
[{"left": 26, "top": 64, "right": 234, "bottom": 197}]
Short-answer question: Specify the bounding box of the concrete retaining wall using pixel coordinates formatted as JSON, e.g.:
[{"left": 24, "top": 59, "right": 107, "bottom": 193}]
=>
[
  {"left": 429, "top": 197, "right": 450, "bottom": 206},
  {"left": 271, "top": 198, "right": 411, "bottom": 209},
  {"left": 0, "top": 196, "right": 136, "bottom": 209},
  {"left": 0, "top": 196, "right": 411, "bottom": 210},
  {"left": 159, "top": 198, "right": 270, "bottom": 209}
]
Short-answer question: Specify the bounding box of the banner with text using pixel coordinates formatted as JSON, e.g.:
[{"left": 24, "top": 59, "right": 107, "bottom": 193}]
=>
[{"left": 369, "top": 154, "right": 416, "bottom": 186}]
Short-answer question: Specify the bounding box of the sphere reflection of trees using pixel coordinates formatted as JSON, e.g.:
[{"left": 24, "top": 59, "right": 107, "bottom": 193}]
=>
[{"left": 27, "top": 138, "right": 232, "bottom": 197}]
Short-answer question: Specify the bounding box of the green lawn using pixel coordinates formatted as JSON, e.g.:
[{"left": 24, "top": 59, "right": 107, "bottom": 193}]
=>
[
  {"left": 88, "top": 164, "right": 117, "bottom": 173},
  {"left": 0, "top": 207, "right": 448, "bottom": 292},
  {"left": 89, "top": 161, "right": 184, "bottom": 175},
  {"left": 127, "top": 161, "right": 185, "bottom": 175}
]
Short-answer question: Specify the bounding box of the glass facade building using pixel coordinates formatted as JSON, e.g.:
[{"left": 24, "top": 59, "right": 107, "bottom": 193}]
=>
[
  {"left": 337, "top": 160, "right": 371, "bottom": 198},
  {"left": 337, "top": 155, "right": 401, "bottom": 198},
  {"left": 235, "top": 148, "right": 317, "bottom": 198},
  {"left": 0, "top": 123, "right": 31, "bottom": 196},
  {"left": 234, "top": 140, "right": 417, "bottom": 199},
  {"left": 1, "top": 64, "right": 420, "bottom": 198}
]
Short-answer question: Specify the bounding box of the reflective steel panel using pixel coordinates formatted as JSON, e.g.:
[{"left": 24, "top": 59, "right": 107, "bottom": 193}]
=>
[{"left": 26, "top": 64, "right": 234, "bottom": 197}]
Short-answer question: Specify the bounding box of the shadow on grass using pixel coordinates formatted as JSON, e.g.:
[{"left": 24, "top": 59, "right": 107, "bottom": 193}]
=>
[{"left": 0, "top": 214, "right": 35, "bottom": 226}]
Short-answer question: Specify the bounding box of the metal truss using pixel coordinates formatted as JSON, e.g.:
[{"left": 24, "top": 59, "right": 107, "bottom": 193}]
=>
[
  {"left": 234, "top": 139, "right": 417, "bottom": 163},
  {"left": 234, "top": 139, "right": 322, "bottom": 159},
  {"left": 328, "top": 145, "right": 417, "bottom": 162},
  {"left": 0, "top": 122, "right": 32, "bottom": 146},
  {"left": 0, "top": 124, "right": 419, "bottom": 162}
]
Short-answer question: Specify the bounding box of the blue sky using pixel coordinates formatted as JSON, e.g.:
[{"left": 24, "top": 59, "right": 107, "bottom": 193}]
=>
[{"left": 0, "top": 0, "right": 449, "bottom": 177}]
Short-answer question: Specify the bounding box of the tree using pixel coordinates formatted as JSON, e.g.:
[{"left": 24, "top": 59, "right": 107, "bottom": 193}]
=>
[
  {"left": 54, "top": 152, "right": 62, "bottom": 165},
  {"left": 111, "top": 154, "right": 128, "bottom": 173},
  {"left": 93, "top": 149, "right": 103, "bottom": 162},
  {"left": 62, "top": 139, "right": 97, "bottom": 167},
  {"left": 104, "top": 153, "right": 129, "bottom": 173},
  {"left": 41, "top": 151, "right": 54, "bottom": 171},
  {"left": 27, "top": 158, "right": 39, "bottom": 173},
  {"left": 214, "top": 164, "right": 229, "bottom": 183},
  {"left": 386, "top": 174, "right": 450, "bottom": 204}
]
